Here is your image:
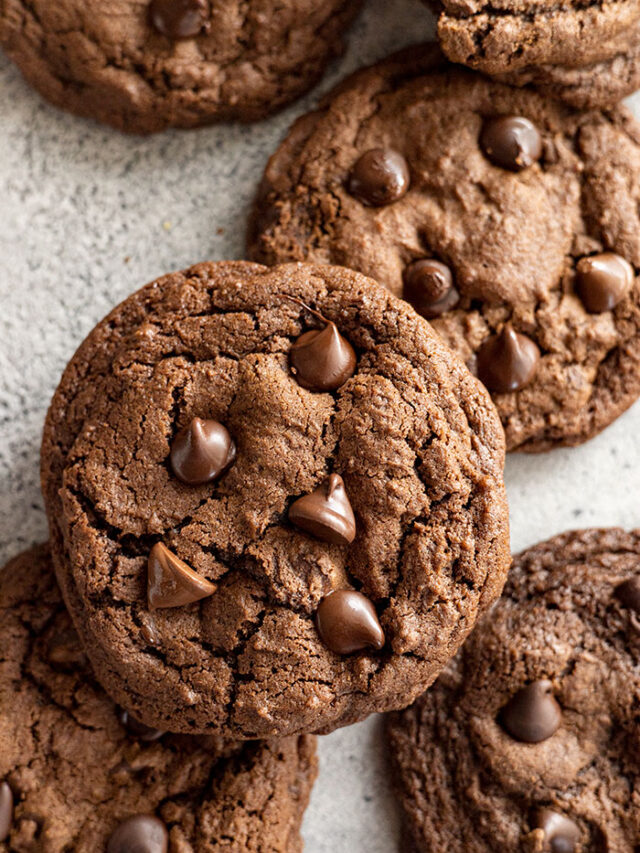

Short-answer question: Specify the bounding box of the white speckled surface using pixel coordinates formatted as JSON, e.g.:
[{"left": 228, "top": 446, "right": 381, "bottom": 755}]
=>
[{"left": 1, "top": 1, "right": 640, "bottom": 850}]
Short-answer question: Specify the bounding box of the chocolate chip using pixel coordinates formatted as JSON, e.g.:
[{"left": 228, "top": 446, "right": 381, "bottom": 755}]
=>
[
  {"left": 0, "top": 782, "right": 13, "bottom": 843},
  {"left": 170, "top": 417, "right": 236, "bottom": 485},
  {"left": 499, "top": 680, "right": 561, "bottom": 743},
  {"left": 118, "top": 709, "right": 165, "bottom": 742},
  {"left": 289, "top": 474, "right": 356, "bottom": 546},
  {"left": 147, "top": 543, "right": 215, "bottom": 610},
  {"left": 480, "top": 116, "right": 542, "bottom": 172},
  {"left": 47, "top": 627, "right": 87, "bottom": 669},
  {"left": 289, "top": 307, "right": 356, "bottom": 392},
  {"left": 533, "top": 808, "right": 580, "bottom": 853},
  {"left": 614, "top": 576, "right": 640, "bottom": 613},
  {"left": 575, "top": 252, "right": 634, "bottom": 313},
  {"left": 316, "top": 590, "right": 385, "bottom": 655},
  {"left": 149, "top": 0, "right": 208, "bottom": 39},
  {"left": 348, "top": 148, "right": 410, "bottom": 206},
  {"left": 107, "top": 815, "right": 168, "bottom": 853},
  {"left": 476, "top": 324, "right": 540, "bottom": 394},
  {"left": 403, "top": 259, "right": 460, "bottom": 319}
]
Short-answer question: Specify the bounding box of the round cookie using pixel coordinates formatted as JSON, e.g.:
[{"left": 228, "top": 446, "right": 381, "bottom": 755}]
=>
[
  {"left": 386, "top": 527, "right": 640, "bottom": 853},
  {"left": 249, "top": 46, "right": 640, "bottom": 452},
  {"left": 41, "top": 260, "right": 509, "bottom": 738},
  {"left": 0, "top": 543, "right": 316, "bottom": 852},
  {"left": 0, "top": 0, "right": 361, "bottom": 133}
]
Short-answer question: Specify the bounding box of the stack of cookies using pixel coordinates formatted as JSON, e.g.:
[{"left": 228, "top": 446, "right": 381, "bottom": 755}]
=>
[{"left": 1, "top": 1, "right": 640, "bottom": 851}]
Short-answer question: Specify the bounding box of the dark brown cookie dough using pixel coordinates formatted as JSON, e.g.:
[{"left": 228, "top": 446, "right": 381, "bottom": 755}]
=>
[
  {"left": 0, "top": 0, "right": 361, "bottom": 133},
  {"left": 41, "top": 260, "right": 509, "bottom": 739},
  {"left": 0, "top": 544, "right": 316, "bottom": 852},
  {"left": 249, "top": 46, "right": 640, "bottom": 452},
  {"left": 386, "top": 527, "right": 640, "bottom": 853}
]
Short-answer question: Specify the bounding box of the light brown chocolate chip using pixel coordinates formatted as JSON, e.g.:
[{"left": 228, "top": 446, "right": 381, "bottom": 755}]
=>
[
  {"left": 289, "top": 474, "right": 356, "bottom": 545},
  {"left": 316, "top": 590, "right": 385, "bottom": 654},
  {"left": 147, "top": 543, "right": 215, "bottom": 610}
]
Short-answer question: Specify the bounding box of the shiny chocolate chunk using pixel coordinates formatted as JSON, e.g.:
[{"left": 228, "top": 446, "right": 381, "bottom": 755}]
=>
[
  {"left": 500, "top": 679, "right": 562, "bottom": 743},
  {"left": 47, "top": 627, "right": 87, "bottom": 669},
  {"left": 575, "top": 252, "right": 634, "bottom": 313},
  {"left": 348, "top": 148, "right": 410, "bottom": 206},
  {"left": 290, "top": 312, "right": 356, "bottom": 392},
  {"left": 107, "top": 815, "right": 168, "bottom": 853},
  {"left": 403, "top": 259, "right": 460, "bottom": 319},
  {"left": 480, "top": 116, "right": 542, "bottom": 172},
  {"left": 534, "top": 808, "right": 580, "bottom": 853},
  {"left": 119, "top": 709, "right": 165, "bottom": 742},
  {"left": 316, "top": 590, "right": 385, "bottom": 655},
  {"left": 147, "top": 543, "right": 215, "bottom": 610},
  {"left": 289, "top": 474, "right": 356, "bottom": 545},
  {"left": 170, "top": 417, "right": 236, "bottom": 485},
  {"left": 0, "top": 782, "right": 13, "bottom": 843},
  {"left": 614, "top": 576, "right": 640, "bottom": 613},
  {"left": 477, "top": 324, "right": 540, "bottom": 394},
  {"left": 149, "top": 0, "right": 208, "bottom": 39}
]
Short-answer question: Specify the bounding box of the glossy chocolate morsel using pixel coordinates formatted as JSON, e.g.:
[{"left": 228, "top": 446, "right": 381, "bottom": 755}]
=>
[
  {"left": 477, "top": 324, "right": 540, "bottom": 394},
  {"left": 480, "top": 116, "right": 542, "bottom": 172},
  {"left": 614, "top": 576, "right": 640, "bottom": 613},
  {"left": 289, "top": 310, "right": 356, "bottom": 392},
  {"left": 316, "top": 590, "right": 385, "bottom": 655},
  {"left": 0, "top": 782, "right": 13, "bottom": 843},
  {"left": 119, "top": 709, "right": 165, "bottom": 742},
  {"left": 107, "top": 814, "right": 168, "bottom": 853},
  {"left": 147, "top": 543, "right": 215, "bottom": 610},
  {"left": 47, "top": 627, "right": 87, "bottom": 669},
  {"left": 289, "top": 474, "right": 356, "bottom": 545},
  {"left": 348, "top": 148, "right": 410, "bottom": 206},
  {"left": 170, "top": 417, "right": 236, "bottom": 485},
  {"left": 403, "top": 259, "right": 460, "bottom": 319},
  {"left": 149, "top": 0, "right": 208, "bottom": 39},
  {"left": 533, "top": 808, "right": 580, "bottom": 853},
  {"left": 575, "top": 252, "right": 634, "bottom": 313},
  {"left": 500, "top": 679, "right": 562, "bottom": 743}
]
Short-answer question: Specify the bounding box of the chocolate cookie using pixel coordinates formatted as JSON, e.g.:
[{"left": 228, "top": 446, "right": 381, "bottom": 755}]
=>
[
  {"left": 0, "top": 0, "right": 361, "bottom": 133},
  {"left": 386, "top": 527, "right": 640, "bottom": 852},
  {"left": 427, "top": 0, "right": 640, "bottom": 108},
  {"left": 41, "top": 260, "right": 509, "bottom": 738},
  {"left": 0, "top": 544, "right": 316, "bottom": 852},
  {"left": 249, "top": 46, "right": 640, "bottom": 452}
]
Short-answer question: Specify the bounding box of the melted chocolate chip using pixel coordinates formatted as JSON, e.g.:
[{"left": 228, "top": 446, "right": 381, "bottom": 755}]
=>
[
  {"left": 476, "top": 324, "right": 540, "bottom": 394},
  {"left": 481, "top": 116, "right": 542, "bottom": 172},
  {"left": 575, "top": 252, "right": 634, "bottom": 313},
  {"left": 119, "top": 709, "right": 165, "bottom": 742},
  {"left": 534, "top": 809, "right": 580, "bottom": 853},
  {"left": 289, "top": 474, "right": 356, "bottom": 546},
  {"left": 149, "top": 0, "right": 208, "bottom": 39},
  {"left": 289, "top": 307, "right": 356, "bottom": 392},
  {"left": 614, "top": 576, "right": 640, "bottom": 613},
  {"left": 47, "top": 627, "right": 87, "bottom": 669},
  {"left": 107, "top": 815, "right": 168, "bottom": 853},
  {"left": 316, "top": 590, "right": 385, "bottom": 655},
  {"left": 500, "top": 680, "right": 562, "bottom": 743},
  {"left": 0, "top": 782, "right": 13, "bottom": 843},
  {"left": 170, "top": 417, "right": 236, "bottom": 485},
  {"left": 403, "top": 259, "right": 460, "bottom": 319},
  {"left": 348, "top": 148, "right": 410, "bottom": 206},
  {"left": 147, "top": 543, "right": 215, "bottom": 610}
]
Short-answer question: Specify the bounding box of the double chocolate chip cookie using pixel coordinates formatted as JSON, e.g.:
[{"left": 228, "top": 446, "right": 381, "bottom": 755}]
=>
[
  {"left": 0, "top": 544, "right": 316, "bottom": 852},
  {"left": 387, "top": 527, "right": 640, "bottom": 852},
  {"left": 426, "top": 0, "right": 640, "bottom": 109},
  {"left": 41, "top": 260, "right": 509, "bottom": 739},
  {"left": 249, "top": 46, "right": 640, "bottom": 452},
  {"left": 0, "top": 0, "right": 361, "bottom": 133}
]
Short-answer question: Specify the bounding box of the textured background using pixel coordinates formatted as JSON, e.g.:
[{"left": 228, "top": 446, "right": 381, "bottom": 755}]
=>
[{"left": 1, "top": 1, "right": 640, "bottom": 849}]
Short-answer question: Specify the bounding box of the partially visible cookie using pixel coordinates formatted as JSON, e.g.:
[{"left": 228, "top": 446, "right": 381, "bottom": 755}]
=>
[
  {"left": 0, "top": 0, "right": 361, "bottom": 133},
  {"left": 386, "top": 528, "right": 640, "bottom": 853},
  {"left": 249, "top": 46, "right": 640, "bottom": 451},
  {"left": 0, "top": 544, "right": 316, "bottom": 852},
  {"left": 41, "top": 260, "right": 509, "bottom": 739}
]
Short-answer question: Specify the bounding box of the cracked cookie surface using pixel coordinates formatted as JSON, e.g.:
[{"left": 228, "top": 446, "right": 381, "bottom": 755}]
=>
[
  {"left": 386, "top": 527, "right": 640, "bottom": 853},
  {"left": 0, "top": 543, "right": 316, "bottom": 852},
  {"left": 0, "top": 0, "right": 361, "bottom": 133},
  {"left": 249, "top": 46, "right": 640, "bottom": 451},
  {"left": 41, "top": 260, "right": 509, "bottom": 739}
]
